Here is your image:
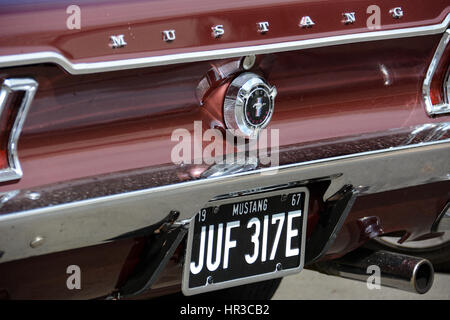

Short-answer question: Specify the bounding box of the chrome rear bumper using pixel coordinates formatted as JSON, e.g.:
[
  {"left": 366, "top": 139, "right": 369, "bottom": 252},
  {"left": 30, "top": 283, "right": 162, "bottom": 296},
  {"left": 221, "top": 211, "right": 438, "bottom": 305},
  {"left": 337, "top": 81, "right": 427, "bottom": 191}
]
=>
[{"left": 0, "top": 133, "right": 449, "bottom": 264}]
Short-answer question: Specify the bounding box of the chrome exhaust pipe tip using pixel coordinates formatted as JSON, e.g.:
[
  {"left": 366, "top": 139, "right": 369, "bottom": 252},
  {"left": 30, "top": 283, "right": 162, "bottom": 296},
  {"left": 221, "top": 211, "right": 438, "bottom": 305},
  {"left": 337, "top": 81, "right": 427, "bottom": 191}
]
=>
[
  {"left": 411, "top": 259, "right": 434, "bottom": 294},
  {"left": 313, "top": 249, "right": 435, "bottom": 294}
]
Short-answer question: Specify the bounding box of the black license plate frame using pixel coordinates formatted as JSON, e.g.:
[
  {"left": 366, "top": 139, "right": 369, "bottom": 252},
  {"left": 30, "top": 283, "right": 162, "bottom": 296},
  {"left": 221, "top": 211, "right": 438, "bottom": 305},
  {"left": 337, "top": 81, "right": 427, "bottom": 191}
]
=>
[{"left": 182, "top": 186, "right": 309, "bottom": 296}]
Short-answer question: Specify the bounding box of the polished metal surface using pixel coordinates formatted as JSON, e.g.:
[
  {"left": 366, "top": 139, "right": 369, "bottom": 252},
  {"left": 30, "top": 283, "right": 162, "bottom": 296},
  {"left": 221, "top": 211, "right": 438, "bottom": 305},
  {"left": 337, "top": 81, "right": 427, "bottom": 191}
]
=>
[
  {"left": 314, "top": 249, "right": 435, "bottom": 294},
  {"left": 110, "top": 35, "right": 127, "bottom": 49},
  {"left": 200, "top": 161, "right": 258, "bottom": 179},
  {"left": 0, "top": 138, "right": 448, "bottom": 263},
  {"left": 29, "top": 236, "right": 45, "bottom": 249},
  {"left": 446, "top": 69, "right": 450, "bottom": 106},
  {"left": 299, "top": 16, "right": 315, "bottom": 28},
  {"left": 390, "top": 7, "right": 404, "bottom": 19},
  {"left": 437, "top": 211, "right": 450, "bottom": 234},
  {"left": 223, "top": 72, "right": 276, "bottom": 138},
  {"left": 0, "top": 14, "right": 449, "bottom": 75},
  {"left": 342, "top": 12, "right": 356, "bottom": 25},
  {"left": 211, "top": 25, "right": 225, "bottom": 38},
  {"left": 162, "top": 30, "right": 176, "bottom": 42},
  {"left": 119, "top": 226, "right": 188, "bottom": 298},
  {"left": 306, "top": 186, "right": 358, "bottom": 265},
  {"left": 257, "top": 22, "right": 270, "bottom": 34},
  {"left": 0, "top": 78, "right": 38, "bottom": 183},
  {"left": 434, "top": 202, "right": 450, "bottom": 234},
  {"left": 423, "top": 29, "right": 450, "bottom": 116},
  {"left": 241, "top": 55, "right": 256, "bottom": 70}
]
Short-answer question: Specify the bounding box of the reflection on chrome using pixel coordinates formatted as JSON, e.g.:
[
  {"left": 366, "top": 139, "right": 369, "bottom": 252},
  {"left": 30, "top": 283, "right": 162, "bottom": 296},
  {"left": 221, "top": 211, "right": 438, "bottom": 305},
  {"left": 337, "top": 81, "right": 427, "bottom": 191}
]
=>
[{"left": 404, "top": 122, "right": 450, "bottom": 145}]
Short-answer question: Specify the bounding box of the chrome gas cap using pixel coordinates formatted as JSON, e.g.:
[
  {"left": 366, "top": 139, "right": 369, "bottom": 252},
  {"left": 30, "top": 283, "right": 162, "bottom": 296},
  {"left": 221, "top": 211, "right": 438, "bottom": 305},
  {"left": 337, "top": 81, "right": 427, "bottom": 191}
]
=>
[{"left": 223, "top": 73, "right": 277, "bottom": 138}]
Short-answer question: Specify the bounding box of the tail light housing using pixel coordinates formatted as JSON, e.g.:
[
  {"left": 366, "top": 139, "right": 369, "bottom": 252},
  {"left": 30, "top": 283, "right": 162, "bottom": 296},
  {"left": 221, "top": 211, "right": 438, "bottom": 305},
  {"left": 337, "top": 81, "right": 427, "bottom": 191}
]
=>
[
  {"left": 0, "top": 78, "right": 37, "bottom": 182},
  {"left": 423, "top": 29, "right": 450, "bottom": 116}
]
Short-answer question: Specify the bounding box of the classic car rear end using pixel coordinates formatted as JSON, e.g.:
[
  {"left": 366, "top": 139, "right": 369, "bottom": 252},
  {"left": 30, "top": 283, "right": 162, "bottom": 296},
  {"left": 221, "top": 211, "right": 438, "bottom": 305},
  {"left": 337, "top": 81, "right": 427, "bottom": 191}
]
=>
[{"left": 0, "top": 0, "right": 449, "bottom": 300}]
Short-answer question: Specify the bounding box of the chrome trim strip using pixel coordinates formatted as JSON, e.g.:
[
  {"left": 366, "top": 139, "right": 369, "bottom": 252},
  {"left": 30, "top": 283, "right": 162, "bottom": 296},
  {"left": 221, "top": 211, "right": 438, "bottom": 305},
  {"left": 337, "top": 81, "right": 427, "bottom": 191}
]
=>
[
  {"left": 0, "top": 138, "right": 449, "bottom": 263},
  {"left": 423, "top": 29, "right": 450, "bottom": 116},
  {"left": 0, "top": 15, "right": 449, "bottom": 75},
  {"left": 432, "top": 202, "right": 450, "bottom": 233},
  {"left": 0, "top": 78, "right": 38, "bottom": 182},
  {"left": 306, "top": 186, "right": 358, "bottom": 265}
]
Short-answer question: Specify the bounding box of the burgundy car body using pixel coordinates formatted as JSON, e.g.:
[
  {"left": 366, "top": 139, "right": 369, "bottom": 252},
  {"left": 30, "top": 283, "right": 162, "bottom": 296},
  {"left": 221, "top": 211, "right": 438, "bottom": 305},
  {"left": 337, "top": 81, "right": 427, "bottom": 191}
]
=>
[{"left": 0, "top": 0, "right": 448, "bottom": 299}]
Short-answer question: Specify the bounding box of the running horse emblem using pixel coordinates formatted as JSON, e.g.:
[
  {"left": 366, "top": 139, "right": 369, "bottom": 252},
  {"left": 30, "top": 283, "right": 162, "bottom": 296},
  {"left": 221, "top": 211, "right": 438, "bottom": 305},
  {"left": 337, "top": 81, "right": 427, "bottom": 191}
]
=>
[{"left": 252, "top": 96, "right": 266, "bottom": 117}]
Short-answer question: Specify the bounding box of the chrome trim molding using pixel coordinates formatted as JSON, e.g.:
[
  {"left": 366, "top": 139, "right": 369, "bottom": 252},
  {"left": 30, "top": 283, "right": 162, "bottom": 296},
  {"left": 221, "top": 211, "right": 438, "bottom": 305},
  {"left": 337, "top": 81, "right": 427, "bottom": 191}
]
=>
[
  {"left": 0, "top": 78, "right": 38, "bottom": 182},
  {"left": 306, "top": 186, "right": 358, "bottom": 265},
  {"left": 0, "top": 138, "right": 449, "bottom": 263},
  {"left": 423, "top": 29, "right": 450, "bottom": 116},
  {"left": 0, "top": 14, "right": 449, "bottom": 75},
  {"left": 432, "top": 202, "right": 450, "bottom": 233}
]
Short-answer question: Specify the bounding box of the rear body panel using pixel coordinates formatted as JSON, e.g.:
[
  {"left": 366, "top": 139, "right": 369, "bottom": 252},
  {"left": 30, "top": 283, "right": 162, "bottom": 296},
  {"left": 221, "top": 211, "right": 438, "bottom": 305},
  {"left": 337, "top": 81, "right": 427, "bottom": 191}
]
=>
[{"left": 0, "top": 0, "right": 449, "bottom": 299}]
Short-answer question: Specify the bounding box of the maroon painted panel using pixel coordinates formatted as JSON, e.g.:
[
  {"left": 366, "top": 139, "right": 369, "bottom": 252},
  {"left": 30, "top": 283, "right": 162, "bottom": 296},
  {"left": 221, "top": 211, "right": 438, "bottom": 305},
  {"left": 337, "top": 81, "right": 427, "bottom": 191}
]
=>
[
  {"left": 0, "top": 34, "right": 448, "bottom": 192},
  {"left": 0, "top": 239, "right": 136, "bottom": 299},
  {"left": 0, "top": 0, "right": 448, "bottom": 64},
  {"left": 325, "top": 181, "right": 450, "bottom": 260}
]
